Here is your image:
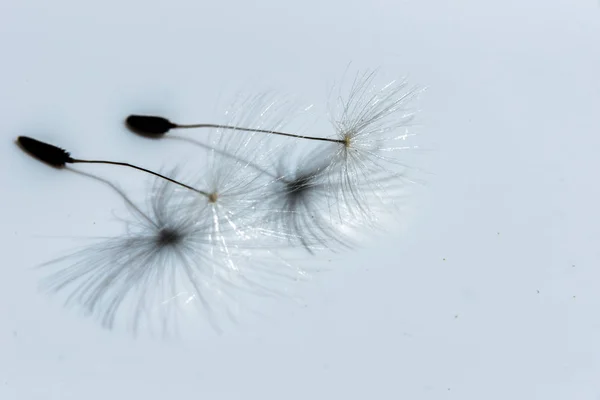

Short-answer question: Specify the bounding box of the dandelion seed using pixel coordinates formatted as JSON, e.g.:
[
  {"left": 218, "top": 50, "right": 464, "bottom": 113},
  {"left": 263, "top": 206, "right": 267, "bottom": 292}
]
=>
[
  {"left": 124, "top": 71, "right": 421, "bottom": 177},
  {"left": 17, "top": 136, "right": 208, "bottom": 196},
  {"left": 124, "top": 70, "right": 422, "bottom": 226},
  {"left": 126, "top": 115, "right": 342, "bottom": 144}
]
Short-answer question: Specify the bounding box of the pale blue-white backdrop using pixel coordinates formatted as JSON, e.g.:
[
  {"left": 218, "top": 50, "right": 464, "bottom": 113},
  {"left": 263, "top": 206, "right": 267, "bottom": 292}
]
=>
[{"left": 1, "top": 0, "right": 599, "bottom": 399}]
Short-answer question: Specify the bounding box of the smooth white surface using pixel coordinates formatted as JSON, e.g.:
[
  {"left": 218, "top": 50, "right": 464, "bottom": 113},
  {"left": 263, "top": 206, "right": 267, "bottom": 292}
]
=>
[{"left": 1, "top": 0, "right": 600, "bottom": 398}]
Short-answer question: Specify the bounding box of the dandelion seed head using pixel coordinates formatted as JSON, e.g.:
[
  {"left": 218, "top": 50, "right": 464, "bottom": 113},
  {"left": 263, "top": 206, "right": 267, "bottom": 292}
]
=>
[
  {"left": 329, "top": 70, "right": 421, "bottom": 172},
  {"left": 343, "top": 133, "right": 352, "bottom": 149},
  {"left": 319, "top": 69, "right": 424, "bottom": 219},
  {"left": 182, "top": 92, "right": 317, "bottom": 247}
]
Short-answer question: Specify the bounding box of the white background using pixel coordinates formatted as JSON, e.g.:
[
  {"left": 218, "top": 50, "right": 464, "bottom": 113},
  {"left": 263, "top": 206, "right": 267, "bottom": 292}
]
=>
[{"left": 1, "top": 0, "right": 600, "bottom": 399}]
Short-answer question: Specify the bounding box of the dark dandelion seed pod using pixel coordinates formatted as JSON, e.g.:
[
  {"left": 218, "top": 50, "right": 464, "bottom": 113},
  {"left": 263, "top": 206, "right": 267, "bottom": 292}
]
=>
[
  {"left": 126, "top": 115, "right": 177, "bottom": 136},
  {"left": 17, "top": 136, "right": 74, "bottom": 167}
]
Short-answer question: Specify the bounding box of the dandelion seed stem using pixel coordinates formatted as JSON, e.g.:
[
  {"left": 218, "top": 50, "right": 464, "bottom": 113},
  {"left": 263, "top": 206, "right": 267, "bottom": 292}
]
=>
[
  {"left": 71, "top": 159, "right": 209, "bottom": 196},
  {"left": 126, "top": 115, "right": 344, "bottom": 144},
  {"left": 175, "top": 123, "right": 345, "bottom": 144},
  {"left": 18, "top": 136, "right": 211, "bottom": 198}
]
